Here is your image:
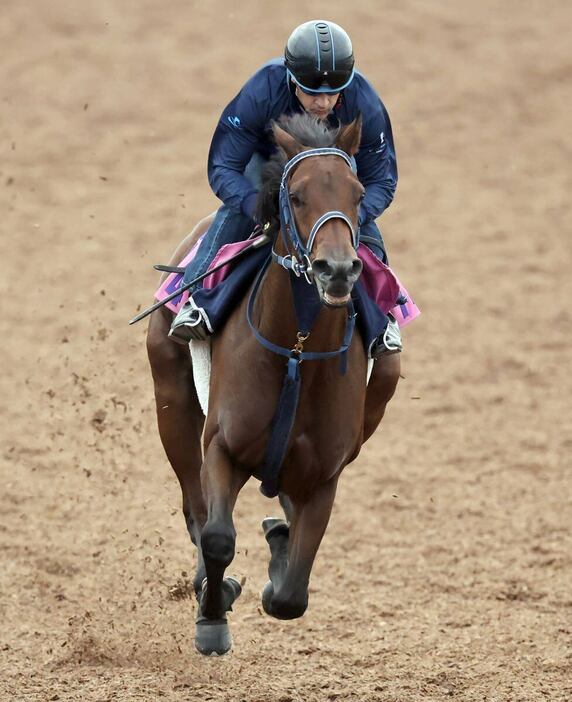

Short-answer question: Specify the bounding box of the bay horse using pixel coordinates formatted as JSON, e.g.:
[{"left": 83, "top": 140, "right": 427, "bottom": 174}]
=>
[{"left": 146, "top": 113, "right": 400, "bottom": 655}]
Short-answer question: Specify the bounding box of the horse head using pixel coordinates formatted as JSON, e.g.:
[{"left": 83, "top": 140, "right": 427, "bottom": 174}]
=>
[{"left": 271, "top": 115, "right": 364, "bottom": 307}]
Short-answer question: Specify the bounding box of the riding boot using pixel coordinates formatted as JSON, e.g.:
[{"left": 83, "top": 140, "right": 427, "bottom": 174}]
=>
[
  {"left": 369, "top": 314, "right": 403, "bottom": 359},
  {"left": 168, "top": 300, "right": 210, "bottom": 345}
]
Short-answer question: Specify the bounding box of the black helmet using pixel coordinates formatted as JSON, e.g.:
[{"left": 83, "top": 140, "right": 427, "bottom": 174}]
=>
[{"left": 285, "top": 20, "right": 355, "bottom": 94}]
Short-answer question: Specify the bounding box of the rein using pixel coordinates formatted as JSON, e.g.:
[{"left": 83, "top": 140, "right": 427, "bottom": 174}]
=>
[{"left": 249, "top": 147, "right": 359, "bottom": 498}]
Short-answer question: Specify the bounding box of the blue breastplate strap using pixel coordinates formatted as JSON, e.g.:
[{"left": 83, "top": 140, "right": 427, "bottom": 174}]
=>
[
  {"left": 246, "top": 256, "right": 356, "bottom": 364},
  {"left": 247, "top": 256, "right": 356, "bottom": 499}
]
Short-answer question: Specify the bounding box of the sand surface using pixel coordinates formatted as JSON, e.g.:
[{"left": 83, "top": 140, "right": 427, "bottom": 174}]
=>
[{"left": 1, "top": 1, "right": 571, "bottom": 700}]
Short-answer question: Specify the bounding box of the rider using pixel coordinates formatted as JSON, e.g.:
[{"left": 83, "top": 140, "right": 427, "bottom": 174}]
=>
[{"left": 169, "top": 20, "right": 403, "bottom": 357}]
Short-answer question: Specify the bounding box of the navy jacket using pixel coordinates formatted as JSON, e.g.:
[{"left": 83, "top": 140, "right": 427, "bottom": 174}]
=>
[{"left": 207, "top": 58, "right": 397, "bottom": 225}]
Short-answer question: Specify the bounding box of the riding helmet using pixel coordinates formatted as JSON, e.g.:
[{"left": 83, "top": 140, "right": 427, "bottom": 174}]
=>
[{"left": 285, "top": 20, "right": 355, "bottom": 94}]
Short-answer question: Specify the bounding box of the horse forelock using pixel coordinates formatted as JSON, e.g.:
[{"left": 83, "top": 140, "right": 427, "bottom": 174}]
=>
[
  {"left": 256, "top": 113, "right": 340, "bottom": 235},
  {"left": 278, "top": 113, "right": 339, "bottom": 150}
]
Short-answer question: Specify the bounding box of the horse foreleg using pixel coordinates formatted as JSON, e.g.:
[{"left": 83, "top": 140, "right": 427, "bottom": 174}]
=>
[
  {"left": 279, "top": 492, "right": 295, "bottom": 523},
  {"left": 262, "top": 475, "right": 339, "bottom": 620},
  {"left": 262, "top": 492, "right": 294, "bottom": 568},
  {"left": 363, "top": 353, "right": 401, "bottom": 441},
  {"left": 147, "top": 307, "right": 207, "bottom": 594},
  {"left": 259, "top": 492, "right": 293, "bottom": 591},
  {"left": 196, "top": 440, "right": 248, "bottom": 654}
]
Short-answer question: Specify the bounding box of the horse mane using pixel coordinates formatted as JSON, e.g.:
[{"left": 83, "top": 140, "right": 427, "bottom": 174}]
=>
[{"left": 256, "top": 113, "right": 340, "bottom": 235}]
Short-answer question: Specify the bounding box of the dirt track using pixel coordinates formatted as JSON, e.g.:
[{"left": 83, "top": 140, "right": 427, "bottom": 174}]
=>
[{"left": 1, "top": 1, "right": 571, "bottom": 700}]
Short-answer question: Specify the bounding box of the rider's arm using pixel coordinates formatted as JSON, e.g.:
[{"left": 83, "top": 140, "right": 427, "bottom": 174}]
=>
[
  {"left": 207, "top": 74, "right": 268, "bottom": 220},
  {"left": 354, "top": 100, "right": 398, "bottom": 224}
]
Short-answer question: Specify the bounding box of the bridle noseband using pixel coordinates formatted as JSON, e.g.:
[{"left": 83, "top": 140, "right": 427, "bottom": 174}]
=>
[{"left": 272, "top": 147, "right": 360, "bottom": 283}]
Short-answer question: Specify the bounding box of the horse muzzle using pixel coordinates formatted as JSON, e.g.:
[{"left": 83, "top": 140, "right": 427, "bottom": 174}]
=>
[{"left": 311, "top": 256, "right": 363, "bottom": 307}]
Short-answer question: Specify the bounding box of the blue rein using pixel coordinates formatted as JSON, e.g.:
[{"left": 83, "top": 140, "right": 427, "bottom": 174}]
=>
[{"left": 248, "top": 147, "right": 359, "bottom": 498}]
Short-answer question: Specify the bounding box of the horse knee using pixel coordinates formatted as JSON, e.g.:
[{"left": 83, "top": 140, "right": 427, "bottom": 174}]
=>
[{"left": 201, "top": 522, "right": 236, "bottom": 568}]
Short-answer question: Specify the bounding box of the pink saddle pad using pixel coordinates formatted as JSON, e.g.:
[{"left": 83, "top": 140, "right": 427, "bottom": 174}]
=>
[
  {"left": 155, "top": 237, "right": 420, "bottom": 327},
  {"left": 357, "top": 244, "right": 420, "bottom": 327}
]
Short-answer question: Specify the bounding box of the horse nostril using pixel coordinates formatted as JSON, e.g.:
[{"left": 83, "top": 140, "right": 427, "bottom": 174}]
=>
[
  {"left": 351, "top": 258, "right": 363, "bottom": 277},
  {"left": 313, "top": 257, "right": 362, "bottom": 282},
  {"left": 312, "top": 258, "right": 333, "bottom": 279}
]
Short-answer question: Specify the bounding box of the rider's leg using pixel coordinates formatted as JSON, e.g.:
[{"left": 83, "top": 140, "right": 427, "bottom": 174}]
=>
[
  {"left": 168, "top": 206, "right": 254, "bottom": 344},
  {"left": 169, "top": 154, "right": 265, "bottom": 344},
  {"left": 359, "top": 218, "right": 388, "bottom": 263},
  {"left": 183, "top": 206, "right": 255, "bottom": 291},
  {"left": 182, "top": 152, "right": 265, "bottom": 292},
  {"left": 359, "top": 220, "right": 403, "bottom": 358}
]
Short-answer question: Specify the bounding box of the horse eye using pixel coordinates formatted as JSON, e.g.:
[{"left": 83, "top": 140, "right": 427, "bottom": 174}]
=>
[{"left": 290, "top": 193, "right": 303, "bottom": 207}]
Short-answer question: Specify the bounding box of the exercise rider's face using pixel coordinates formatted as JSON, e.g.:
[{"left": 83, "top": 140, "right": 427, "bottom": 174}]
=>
[{"left": 295, "top": 86, "right": 340, "bottom": 120}]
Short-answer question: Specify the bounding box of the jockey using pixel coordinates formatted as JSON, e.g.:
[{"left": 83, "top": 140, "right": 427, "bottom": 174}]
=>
[{"left": 169, "top": 20, "right": 403, "bottom": 357}]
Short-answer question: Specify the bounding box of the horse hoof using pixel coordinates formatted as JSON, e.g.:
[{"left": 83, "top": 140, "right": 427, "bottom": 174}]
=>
[
  {"left": 195, "top": 618, "right": 232, "bottom": 656},
  {"left": 261, "top": 580, "right": 275, "bottom": 615},
  {"left": 261, "top": 517, "right": 289, "bottom": 540},
  {"left": 194, "top": 576, "right": 242, "bottom": 655}
]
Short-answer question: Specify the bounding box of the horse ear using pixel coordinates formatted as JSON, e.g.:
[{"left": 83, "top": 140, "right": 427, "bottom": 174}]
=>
[
  {"left": 272, "top": 122, "right": 304, "bottom": 159},
  {"left": 336, "top": 115, "right": 362, "bottom": 156}
]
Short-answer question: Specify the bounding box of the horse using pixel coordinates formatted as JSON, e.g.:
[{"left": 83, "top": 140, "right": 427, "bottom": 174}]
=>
[{"left": 146, "top": 113, "right": 401, "bottom": 655}]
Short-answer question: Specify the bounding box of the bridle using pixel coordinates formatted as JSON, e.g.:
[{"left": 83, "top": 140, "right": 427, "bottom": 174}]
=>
[
  {"left": 248, "top": 144, "right": 359, "bottom": 363},
  {"left": 272, "top": 147, "right": 360, "bottom": 284},
  {"left": 249, "top": 145, "right": 360, "bottom": 353}
]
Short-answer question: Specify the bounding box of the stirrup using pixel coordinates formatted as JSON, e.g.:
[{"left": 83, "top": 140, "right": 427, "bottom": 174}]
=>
[
  {"left": 370, "top": 314, "right": 403, "bottom": 359},
  {"left": 168, "top": 302, "right": 209, "bottom": 344}
]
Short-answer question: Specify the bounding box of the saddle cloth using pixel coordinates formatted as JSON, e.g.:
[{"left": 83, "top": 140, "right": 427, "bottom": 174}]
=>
[
  {"left": 156, "top": 234, "right": 419, "bottom": 416},
  {"left": 154, "top": 234, "right": 420, "bottom": 327}
]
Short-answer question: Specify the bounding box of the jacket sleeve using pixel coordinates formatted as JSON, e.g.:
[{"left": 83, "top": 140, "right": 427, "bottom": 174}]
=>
[
  {"left": 207, "top": 76, "right": 268, "bottom": 219},
  {"left": 355, "top": 100, "right": 398, "bottom": 224}
]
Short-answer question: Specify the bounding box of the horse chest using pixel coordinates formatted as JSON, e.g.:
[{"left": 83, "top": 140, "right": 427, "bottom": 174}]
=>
[
  {"left": 209, "top": 300, "right": 366, "bottom": 481},
  {"left": 211, "top": 364, "right": 364, "bottom": 482}
]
